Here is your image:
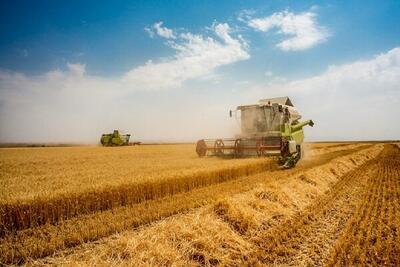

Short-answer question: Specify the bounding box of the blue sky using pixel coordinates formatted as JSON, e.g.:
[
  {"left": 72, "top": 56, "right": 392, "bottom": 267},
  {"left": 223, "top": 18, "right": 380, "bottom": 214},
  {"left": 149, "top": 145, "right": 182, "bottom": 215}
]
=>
[{"left": 0, "top": 0, "right": 399, "bottom": 142}]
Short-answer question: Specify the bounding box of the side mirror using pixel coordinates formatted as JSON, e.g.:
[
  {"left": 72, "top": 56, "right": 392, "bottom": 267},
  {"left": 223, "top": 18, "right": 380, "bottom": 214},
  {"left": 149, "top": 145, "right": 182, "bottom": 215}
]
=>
[
  {"left": 309, "top": 120, "right": 314, "bottom": 127},
  {"left": 229, "top": 110, "right": 232, "bottom": 117}
]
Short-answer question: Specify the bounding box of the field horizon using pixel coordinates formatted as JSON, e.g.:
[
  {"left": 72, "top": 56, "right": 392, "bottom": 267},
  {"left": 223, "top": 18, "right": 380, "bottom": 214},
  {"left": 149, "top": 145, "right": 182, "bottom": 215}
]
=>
[{"left": 1, "top": 140, "right": 399, "bottom": 148}]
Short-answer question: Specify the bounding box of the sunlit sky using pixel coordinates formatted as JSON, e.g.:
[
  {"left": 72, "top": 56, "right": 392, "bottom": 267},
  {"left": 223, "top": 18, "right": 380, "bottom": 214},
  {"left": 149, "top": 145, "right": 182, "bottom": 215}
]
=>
[{"left": 0, "top": 0, "right": 399, "bottom": 142}]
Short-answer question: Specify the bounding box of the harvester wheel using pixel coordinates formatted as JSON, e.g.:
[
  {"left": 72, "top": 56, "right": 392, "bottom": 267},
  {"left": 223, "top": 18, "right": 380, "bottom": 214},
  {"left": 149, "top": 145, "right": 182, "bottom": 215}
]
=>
[
  {"left": 234, "top": 139, "right": 242, "bottom": 157},
  {"left": 298, "top": 145, "right": 303, "bottom": 159},
  {"left": 196, "top": 139, "right": 207, "bottom": 157},
  {"left": 282, "top": 158, "right": 295, "bottom": 169},
  {"left": 214, "top": 139, "right": 224, "bottom": 156}
]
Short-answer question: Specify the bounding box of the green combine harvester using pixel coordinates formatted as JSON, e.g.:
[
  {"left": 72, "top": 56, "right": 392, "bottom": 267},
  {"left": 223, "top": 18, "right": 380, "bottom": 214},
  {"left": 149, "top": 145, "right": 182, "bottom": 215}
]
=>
[
  {"left": 196, "top": 97, "right": 314, "bottom": 168},
  {"left": 100, "top": 130, "right": 131, "bottom": 146}
]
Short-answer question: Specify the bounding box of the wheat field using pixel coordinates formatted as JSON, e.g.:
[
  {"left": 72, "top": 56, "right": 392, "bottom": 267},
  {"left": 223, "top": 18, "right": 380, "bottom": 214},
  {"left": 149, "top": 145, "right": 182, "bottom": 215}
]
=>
[
  {"left": 1, "top": 144, "right": 278, "bottom": 234},
  {"left": 1, "top": 142, "right": 399, "bottom": 266}
]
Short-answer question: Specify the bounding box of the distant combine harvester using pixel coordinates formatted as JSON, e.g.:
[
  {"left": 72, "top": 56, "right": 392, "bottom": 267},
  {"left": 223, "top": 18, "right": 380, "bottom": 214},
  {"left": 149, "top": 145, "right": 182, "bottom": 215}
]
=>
[{"left": 100, "top": 130, "right": 141, "bottom": 146}]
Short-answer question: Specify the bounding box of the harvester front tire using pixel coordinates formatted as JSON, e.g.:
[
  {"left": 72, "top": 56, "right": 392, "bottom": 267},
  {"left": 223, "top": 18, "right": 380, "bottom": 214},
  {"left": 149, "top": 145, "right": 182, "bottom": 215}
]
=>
[{"left": 196, "top": 140, "right": 207, "bottom": 157}]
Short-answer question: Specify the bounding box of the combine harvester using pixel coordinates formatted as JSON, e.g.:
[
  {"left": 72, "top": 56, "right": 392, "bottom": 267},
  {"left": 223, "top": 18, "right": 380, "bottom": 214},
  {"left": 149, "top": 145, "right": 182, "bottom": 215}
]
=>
[
  {"left": 100, "top": 130, "right": 131, "bottom": 146},
  {"left": 196, "top": 97, "right": 314, "bottom": 168}
]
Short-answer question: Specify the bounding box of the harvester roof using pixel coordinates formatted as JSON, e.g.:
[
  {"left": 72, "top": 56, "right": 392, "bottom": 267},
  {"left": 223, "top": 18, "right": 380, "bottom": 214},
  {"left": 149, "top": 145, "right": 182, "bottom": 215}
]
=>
[
  {"left": 236, "top": 96, "right": 294, "bottom": 110},
  {"left": 235, "top": 96, "right": 301, "bottom": 122},
  {"left": 258, "top": 96, "right": 293, "bottom": 106}
]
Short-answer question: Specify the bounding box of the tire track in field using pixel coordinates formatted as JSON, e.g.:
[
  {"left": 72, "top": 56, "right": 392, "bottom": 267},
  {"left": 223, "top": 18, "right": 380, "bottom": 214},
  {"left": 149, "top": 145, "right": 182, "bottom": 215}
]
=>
[{"left": 249, "top": 147, "right": 385, "bottom": 266}]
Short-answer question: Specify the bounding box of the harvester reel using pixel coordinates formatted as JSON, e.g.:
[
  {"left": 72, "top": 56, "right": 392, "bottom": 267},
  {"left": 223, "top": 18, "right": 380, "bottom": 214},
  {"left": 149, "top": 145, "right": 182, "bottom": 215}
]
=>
[
  {"left": 214, "top": 139, "right": 225, "bottom": 156},
  {"left": 196, "top": 139, "right": 207, "bottom": 157}
]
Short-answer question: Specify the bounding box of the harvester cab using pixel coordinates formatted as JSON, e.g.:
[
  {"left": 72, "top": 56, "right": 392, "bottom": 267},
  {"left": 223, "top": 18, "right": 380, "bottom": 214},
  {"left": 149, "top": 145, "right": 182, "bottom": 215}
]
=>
[
  {"left": 100, "top": 130, "right": 131, "bottom": 146},
  {"left": 196, "top": 97, "right": 314, "bottom": 168}
]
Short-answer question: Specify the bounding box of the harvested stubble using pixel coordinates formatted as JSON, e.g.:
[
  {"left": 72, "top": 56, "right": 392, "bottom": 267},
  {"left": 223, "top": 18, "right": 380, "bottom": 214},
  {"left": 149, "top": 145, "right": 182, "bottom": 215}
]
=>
[
  {"left": 0, "top": 145, "right": 276, "bottom": 234},
  {"left": 0, "top": 144, "right": 370, "bottom": 264},
  {"left": 248, "top": 144, "right": 399, "bottom": 267},
  {"left": 327, "top": 144, "right": 400, "bottom": 266},
  {"left": 30, "top": 144, "right": 382, "bottom": 266},
  {"left": 250, "top": 156, "right": 378, "bottom": 265}
]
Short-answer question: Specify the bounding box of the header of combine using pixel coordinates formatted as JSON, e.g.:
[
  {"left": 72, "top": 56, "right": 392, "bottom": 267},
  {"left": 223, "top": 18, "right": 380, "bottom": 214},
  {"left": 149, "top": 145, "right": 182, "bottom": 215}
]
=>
[{"left": 196, "top": 96, "right": 314, "bottom": 168}]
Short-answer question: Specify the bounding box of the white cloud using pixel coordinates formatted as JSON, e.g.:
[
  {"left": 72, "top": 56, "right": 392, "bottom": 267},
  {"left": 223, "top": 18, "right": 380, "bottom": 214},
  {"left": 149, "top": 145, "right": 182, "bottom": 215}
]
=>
[
  {"left": 283, "top": 47, "right": 400, "bottom": 94},
  {"left": 152, "top": 21, "right": 176, "bottom": 39},
  {"left": 247, "top": 10, "right": 330, "bottom": 51},
  {"left": 246, "top": 47, "right": 400, "bottom": 140},
  {"left": 145, "top": 22, "right": 176, "bottom": 39},
  {"left": 0, "top": 22, "right": 250, "bottom": 142},
  {"left": 123, "top": 23, "right": 249, "bottom": 90},
  {"left": 2, "top": 47, "right": 399, "bottom": 143},
  {"left": 144, "top": 27, "right": 155, "bottom": 38},
  {"left": 0, "top": 65, "right": 121, "bottom": 143},
  {"left": 237, "top": 9, "right": 256, "bottom": 23}
]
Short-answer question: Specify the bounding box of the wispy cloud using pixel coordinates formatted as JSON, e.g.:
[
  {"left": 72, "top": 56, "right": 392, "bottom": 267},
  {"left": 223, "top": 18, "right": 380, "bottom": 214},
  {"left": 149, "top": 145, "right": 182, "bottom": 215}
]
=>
[
  {"left": 0, "top": 22, "right": 250, "bottom": 142},
  {"left": 149, "top": 21, "right": 176, "bottom": 39},
  {"left": 247, "top": 10, "right": 330, "bottom": 51},
  {"left": 1, "top": 47, "right": 399, "bottom": 142},
  {"left": 124, "top": 23, "right": 249, "bottom": 90}
]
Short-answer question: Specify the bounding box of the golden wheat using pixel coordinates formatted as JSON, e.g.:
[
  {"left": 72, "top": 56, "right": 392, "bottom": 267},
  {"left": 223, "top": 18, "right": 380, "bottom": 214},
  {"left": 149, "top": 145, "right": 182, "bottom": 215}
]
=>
[
  {"left": 0, "top": 144, "right": 278, "bottom": 233},
  {"left": 0, "top": 143, "right": 370, "bottom": 265},
  {"left": 1, "top": 143, "right": 363, "bottom": 235},
  {"left": 27, "top": 144, "right": 383, "bottom": 266}
]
